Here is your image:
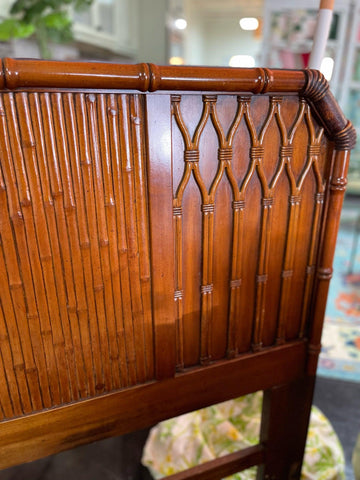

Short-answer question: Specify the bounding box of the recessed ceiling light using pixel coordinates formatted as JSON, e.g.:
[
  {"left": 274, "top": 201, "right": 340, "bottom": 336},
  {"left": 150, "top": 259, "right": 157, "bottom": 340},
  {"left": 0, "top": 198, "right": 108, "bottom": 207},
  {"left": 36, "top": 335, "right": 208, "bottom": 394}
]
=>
[
  {"left": 239, "top": 17, "right": 259, "bottom": 31},
  {"left": 174, "top": 18, "right": 187, "bottom": 30},
  {"left": 169, "top": 56, "right": 185, "bottom": 65},
  {"left": 229, "top": 55, "right": 256, "bottom": 68}
]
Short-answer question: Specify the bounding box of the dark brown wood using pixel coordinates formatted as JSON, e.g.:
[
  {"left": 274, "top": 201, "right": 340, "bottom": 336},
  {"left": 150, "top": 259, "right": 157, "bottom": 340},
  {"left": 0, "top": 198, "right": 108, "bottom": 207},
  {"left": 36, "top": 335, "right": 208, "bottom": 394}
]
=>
[
  {"left": 0, "top": 59, "right": 355, "bottom": 476},
  {"left": 146, "top": 94, "right": 176, "bottom": 379},
  {"left": 257, "top": 377, "right": 316, "bottom": 479},
  {"left": 0, "top": 341, "right": 305, "bottom": 470},
  {"left": 166, "top": 444, "right": 265, "bottom": 480}
]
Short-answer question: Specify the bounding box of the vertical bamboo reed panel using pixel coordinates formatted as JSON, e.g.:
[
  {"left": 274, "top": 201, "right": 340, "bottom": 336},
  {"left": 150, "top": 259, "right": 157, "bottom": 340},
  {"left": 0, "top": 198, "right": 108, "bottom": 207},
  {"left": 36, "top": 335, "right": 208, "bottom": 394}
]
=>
[
  {"left": 75, "top": 93, "right": 107, "bottom": 392},
  {"left": 0, "top": 254, "right": 23, "bottom": 417},
  {"left": 97, "top": 94, "right": 122, "bottom": 390},
  {"left": 112, "top": 95, "right": 137, "bottom": 386},
  {"left": 130, "top": 95, "right": 155, "bottom": 380},
  {"left": 118, "top": 94, "right": 147, "bottom": 383},
  {"left": 18, "top": 92, "right": 75, "bottom": 405},
  {"left": 59, "top": 93, "right": 93, "bottom": 398},
  {"left": 0, "top": 93, "right": 50, "bottom": 412},
  {"left": 0, "top": 88, "right": 155, "bottom": 418},
  {"left": 107, "top": 93, "right": 130, "bottom": 387},
  {"left": 32, "top": 91, "right": 90, "bottom": 400},
  {"left": 86, "top": 93, "right": 114, "bottom": 392}
]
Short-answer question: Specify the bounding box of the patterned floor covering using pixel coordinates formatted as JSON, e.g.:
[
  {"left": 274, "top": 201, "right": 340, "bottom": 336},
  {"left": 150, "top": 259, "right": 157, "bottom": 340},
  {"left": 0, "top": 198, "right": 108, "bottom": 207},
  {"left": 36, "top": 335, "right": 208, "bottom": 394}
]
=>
[{"left": 318, "top": 203, "right": 360, "bottom": 382}]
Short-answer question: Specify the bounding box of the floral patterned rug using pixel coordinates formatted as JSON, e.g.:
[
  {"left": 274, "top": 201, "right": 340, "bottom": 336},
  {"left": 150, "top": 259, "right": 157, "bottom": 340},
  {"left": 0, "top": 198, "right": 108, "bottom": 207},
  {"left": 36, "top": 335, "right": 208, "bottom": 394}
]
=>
[{"left": 318, "top": 208, "right": 360, "bottom": 383}]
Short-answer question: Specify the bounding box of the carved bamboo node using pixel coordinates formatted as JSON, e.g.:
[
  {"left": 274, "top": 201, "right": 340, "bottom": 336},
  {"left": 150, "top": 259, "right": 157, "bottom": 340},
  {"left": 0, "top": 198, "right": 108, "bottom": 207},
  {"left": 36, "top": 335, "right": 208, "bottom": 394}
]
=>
[
  {"left": 271, "top": 96, "right": 283, "bottom": 105},
  {"left": 201, "top": 204, "right": 214, "bottom": 213},
  {"left": 0, "top": 334, "right": 9, "bottom": 342},
  {"left": 290, "top": 195, "right": 301, "bottom": 205},
  {"left": 200, "top": 356, "right": 211, "bottom": 366},
  {"left": 22, "top": 140, "right": 36, "bottom": 149},
  {"left": 203, "top": 95, "right": 217, "bottom": 103},
  {"left": 174, "top": 289, "right": 183, "bottom": 300},
  {"left": 41, "top": 329, "right": 52, "bottom": 337},
  {"left": 226, "top": 349, "right": 237, "bottom": 359},
  {"left": 40, "top": 254, "right": 53, "bottom": 263},
  {"left": 108, "top": 107, "right": 118, "bottom": 116},
  {"left": 317, "top": 267, "right": 333, "bottom": 280},
  {"left": 251, "top": 146, "right": 264, "bottom": 160},
  {"left": 86, "top": 93, "right": 96, "bottom": 104},
  {"left": 237, "top": 95, "right": 251, "bottom": 104},
  {"left": 252, "top": 342, "right": 263, "bottom": 352},
  {"left": 330, "top": 176, "right": 347, "bottom": 191},
  {"left": 256, "top": 274, "right": 268, "bottom": 283},
  {"left": 218, "top": 148, "right": 233, "bottom": 162},
  {"left": 173, "top": 206, "right": 182, "bottom": 216},
  {"left": 99, "top": 239, "right": 109, "bottom": 247},
  {"left": 14, "top": 363, "right": 25, "bottom": 372},
  {"left": 306, "top": 265, "right": 316, "bottom": 275},
  {"left": 262, "top": 198, "right": 273, "bottom": 207},
  {"left": 232, "top": 200, "right": 245, "bottom": 210},
  {"left": 308, "top": 343, "right": 321, "bottom": 356},
  {"left": 9, "top": 282, "right": 23, "bottom": 290},
  {"left": 230, "top": 279, "right": 242, "bottom": 288},
  {"left": 315, "top": 192, "right": 325, "bottom": 203},
  {"left": 255, "top": 67, "right": 273, "bottom": 94},
  {"left": 282, "top": 270, "right": 293, "bottom": 278},
  {"left": 308, "top": 145, "right": 321, "bottom": 156},
  {"left": 171, "top": 94, "right": 182, "bottom": 103},
  {"left": 184, "top": 150, "right": 199, "bottom": 162},
  {"left": 280, "top": 145, "right": 293, "bottom": 158},
  {"left": 0, "top": 108, "right": 5, "bottom": 116},
  {"left": 27, "top": 313, "right": 39, "bottom": 320},
  {"left": 302, "top": 69, "right": 329, "bottom": 103},
  {"left": 201, "top": 284, "right": 213, "bottom": 294},
  {"left": 333, "top": 120, "right": 357, "bottom": 150}
]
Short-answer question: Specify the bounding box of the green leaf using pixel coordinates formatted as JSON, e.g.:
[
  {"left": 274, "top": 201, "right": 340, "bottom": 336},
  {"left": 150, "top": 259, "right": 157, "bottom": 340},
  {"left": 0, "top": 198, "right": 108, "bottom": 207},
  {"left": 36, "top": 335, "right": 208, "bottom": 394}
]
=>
[
  {"left": 42, "top": 11, "right": 71, "bottom": 30},
  {"left": 0, "top": 18, "right": 34, "bottom": 40}
]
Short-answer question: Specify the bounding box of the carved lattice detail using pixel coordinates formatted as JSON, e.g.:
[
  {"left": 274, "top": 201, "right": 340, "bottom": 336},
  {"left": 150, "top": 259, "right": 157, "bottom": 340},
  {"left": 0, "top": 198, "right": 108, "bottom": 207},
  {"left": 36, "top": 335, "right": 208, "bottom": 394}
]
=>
[{"left": 172, "top": 93, "right": 327, "bottom": 367}]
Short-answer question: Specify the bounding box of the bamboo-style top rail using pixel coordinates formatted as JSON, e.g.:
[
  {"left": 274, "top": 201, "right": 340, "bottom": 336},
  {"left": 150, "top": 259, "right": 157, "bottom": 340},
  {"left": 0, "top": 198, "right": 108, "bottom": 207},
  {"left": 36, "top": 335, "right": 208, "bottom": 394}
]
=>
[{"left": 0, "top": 58, "right": 356, "bottom": 150}]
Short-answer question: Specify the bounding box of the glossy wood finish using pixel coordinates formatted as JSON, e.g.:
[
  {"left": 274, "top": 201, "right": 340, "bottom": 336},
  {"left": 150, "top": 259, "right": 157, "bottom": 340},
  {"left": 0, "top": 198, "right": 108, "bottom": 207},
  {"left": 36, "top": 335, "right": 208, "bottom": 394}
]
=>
[{"left": 0, "top": 59, "right": 356, "bottom": 477}]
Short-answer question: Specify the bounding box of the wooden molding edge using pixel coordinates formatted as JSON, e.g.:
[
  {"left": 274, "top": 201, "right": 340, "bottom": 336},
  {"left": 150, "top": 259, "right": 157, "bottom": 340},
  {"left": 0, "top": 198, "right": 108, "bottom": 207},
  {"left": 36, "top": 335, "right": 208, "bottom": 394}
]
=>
[
  {"left": 0, "top": 341, "right": 306, "bottom": 470},
  {"left": 1, "top": 60, "right": 356, "bottom": 151},
  {"left": 302, "top": 69, "right": 357, "bottom": 150}
]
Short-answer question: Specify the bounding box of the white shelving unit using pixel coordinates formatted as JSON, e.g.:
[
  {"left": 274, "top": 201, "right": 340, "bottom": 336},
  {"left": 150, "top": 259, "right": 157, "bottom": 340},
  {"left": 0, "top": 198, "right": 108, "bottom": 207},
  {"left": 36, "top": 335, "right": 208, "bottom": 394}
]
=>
[
  {"left": 260, "top": 0, "right": 351, "bottom": 99},
  {"left": 73, "top": 0, "right": 138, "bottom": 57}
]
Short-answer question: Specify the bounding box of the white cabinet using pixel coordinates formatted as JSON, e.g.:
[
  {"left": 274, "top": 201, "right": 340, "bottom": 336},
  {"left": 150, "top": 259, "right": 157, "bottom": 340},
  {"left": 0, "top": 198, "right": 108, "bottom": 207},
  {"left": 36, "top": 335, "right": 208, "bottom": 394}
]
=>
[
  {"left": 73, "top": 0, "right": 138, "bottom": 57},
  {"left": 260, "top": 0, "right": 351, "bottom": 99}
]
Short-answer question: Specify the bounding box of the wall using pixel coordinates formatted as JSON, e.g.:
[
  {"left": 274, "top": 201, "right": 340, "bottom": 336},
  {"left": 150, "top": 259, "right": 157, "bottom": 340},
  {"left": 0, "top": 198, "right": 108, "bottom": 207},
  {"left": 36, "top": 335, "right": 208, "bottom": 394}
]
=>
[{"left": 136, "top": 0, "right": 168, "bottom": 64}]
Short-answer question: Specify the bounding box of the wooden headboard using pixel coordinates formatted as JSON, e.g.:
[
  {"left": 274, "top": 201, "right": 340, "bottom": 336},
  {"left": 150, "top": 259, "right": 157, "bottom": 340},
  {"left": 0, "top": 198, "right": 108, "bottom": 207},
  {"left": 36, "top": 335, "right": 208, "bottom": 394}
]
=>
[{"left": 0, "top": 59, "right": 356, "bottom": 477}]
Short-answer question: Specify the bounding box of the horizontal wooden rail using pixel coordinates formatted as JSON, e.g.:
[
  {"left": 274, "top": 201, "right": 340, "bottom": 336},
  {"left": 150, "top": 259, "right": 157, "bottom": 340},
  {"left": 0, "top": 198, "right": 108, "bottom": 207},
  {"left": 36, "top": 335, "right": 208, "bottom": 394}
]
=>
[
  {"left": 165, "top": 444, "right": 265, "bottom": 480},
  {"left": 0, "top": 59, "right": 356, "bottom": 150},
  {"left": 1, "top": 58, "right": 306, "bottom": 92},
  {"left": 0, "top": 341, "right": 306, "bottom": 469}
]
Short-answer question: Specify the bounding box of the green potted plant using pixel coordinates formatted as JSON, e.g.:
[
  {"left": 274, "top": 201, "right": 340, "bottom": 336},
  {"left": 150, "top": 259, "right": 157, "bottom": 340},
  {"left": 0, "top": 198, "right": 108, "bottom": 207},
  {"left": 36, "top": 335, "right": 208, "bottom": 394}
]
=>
[{"left": 0, "top": 0, "right": 93, "bottom": 59}]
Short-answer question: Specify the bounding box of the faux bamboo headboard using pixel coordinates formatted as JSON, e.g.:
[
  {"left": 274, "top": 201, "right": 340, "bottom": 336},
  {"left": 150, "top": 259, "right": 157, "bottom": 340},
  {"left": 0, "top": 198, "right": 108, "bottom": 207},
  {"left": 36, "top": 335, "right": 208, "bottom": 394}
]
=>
[{"left": 0, "top": 59, "right": 356, "bottom": 478}]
